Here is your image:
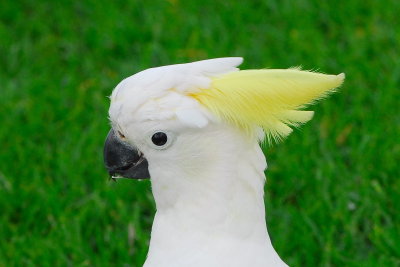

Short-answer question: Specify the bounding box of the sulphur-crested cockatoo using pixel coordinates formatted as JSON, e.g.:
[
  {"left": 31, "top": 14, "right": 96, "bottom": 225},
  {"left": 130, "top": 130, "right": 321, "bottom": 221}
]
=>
[{"left": 103, "top": 57, "right": 344, "bottom": 267}]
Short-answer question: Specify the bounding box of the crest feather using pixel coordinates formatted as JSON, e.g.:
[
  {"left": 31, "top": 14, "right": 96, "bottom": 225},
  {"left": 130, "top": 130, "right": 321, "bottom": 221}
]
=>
[{"left": 191, "top": 69, "right": 344, "bottom": 143}]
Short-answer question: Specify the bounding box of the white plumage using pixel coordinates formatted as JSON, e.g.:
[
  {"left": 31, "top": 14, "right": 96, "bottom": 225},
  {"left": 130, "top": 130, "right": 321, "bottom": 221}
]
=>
[{"left": 107, "top": 58, "right": 343, "bottom": 266}]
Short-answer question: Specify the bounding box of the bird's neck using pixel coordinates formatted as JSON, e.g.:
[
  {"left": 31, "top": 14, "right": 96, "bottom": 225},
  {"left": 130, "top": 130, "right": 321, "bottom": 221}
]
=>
[{"left": 144, "top": 129, "right": 287, "bottom": 266}]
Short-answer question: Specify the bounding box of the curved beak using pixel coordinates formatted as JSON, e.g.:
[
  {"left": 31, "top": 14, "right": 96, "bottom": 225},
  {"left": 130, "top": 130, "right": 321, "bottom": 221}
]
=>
[{"left": 103, "top": 129, "right": 150, "bottom": 180}]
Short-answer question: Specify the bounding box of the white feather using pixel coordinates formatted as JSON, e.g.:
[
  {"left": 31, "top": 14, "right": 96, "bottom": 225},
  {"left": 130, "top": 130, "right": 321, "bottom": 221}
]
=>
[
  {"left": 142, "top": 124, "right": 287, "bottom": 267},
  {"left": 107, "top": 58, "right": 294, "bottom": 266},
  {"left": 109, "top": 58, "right": 242, "bottom": 128}
]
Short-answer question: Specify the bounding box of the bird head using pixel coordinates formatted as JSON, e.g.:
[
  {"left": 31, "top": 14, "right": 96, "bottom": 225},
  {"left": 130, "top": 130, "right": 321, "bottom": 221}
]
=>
[{"left": 103, "top": 57, "right": 344, "bottom": 181}]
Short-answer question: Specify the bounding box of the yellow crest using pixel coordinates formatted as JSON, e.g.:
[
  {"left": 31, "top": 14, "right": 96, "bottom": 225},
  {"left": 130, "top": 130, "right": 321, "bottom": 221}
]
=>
[{"left": 191, "top": 69, "right": 344, "bottom": 143}]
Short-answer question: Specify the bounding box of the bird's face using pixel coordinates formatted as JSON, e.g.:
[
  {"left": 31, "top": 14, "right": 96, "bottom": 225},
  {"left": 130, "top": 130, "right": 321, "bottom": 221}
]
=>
[
  {"left": 104, "top": 116, "right": 228, "bottom": 181},
  {"left": 103, "top": 78, "right": 218, "bottom": 180},
  {"left": 102, "top": 63, "right": 213, "bottom": 180}
]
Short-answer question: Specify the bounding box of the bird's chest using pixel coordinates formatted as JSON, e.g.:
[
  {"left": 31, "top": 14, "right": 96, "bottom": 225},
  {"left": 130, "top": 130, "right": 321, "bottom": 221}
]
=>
[
  {"left": 144, "top": 236, "right": 272, "bottom": 267},
  {"left": 144, "top": 213, "right": 276, "bottom": 267}
]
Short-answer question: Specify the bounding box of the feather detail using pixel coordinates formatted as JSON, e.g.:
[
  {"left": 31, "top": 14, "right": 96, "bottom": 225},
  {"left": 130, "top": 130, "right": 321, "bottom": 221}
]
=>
[
  {"left": 191, "top": 69, "right": 345, "bottom": 143},
  {"left": 109, "top": 57, "right": 243, "bottom": 125}
]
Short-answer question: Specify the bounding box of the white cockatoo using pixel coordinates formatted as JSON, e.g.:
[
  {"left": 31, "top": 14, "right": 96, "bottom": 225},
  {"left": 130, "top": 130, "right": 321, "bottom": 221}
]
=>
[{"left": 103, "top": 57, "right": 344, "bottom": 267}]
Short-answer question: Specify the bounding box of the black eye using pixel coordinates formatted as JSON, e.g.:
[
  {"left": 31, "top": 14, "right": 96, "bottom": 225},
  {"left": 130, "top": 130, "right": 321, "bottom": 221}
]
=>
[{"left": 151, "top": 132, "right": 168, "bottom": 146}]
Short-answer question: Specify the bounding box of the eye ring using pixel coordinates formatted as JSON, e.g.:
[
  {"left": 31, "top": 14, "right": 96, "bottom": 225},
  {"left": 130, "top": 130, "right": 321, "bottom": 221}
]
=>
[{"left": 148, "top": 130, "right": 175, "bottom": 150}]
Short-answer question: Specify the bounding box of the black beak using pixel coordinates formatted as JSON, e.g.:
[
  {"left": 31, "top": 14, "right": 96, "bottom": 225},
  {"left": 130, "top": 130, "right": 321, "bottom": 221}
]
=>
[{"left": 103, "top": 129, "right": 150, "bottom": 180}]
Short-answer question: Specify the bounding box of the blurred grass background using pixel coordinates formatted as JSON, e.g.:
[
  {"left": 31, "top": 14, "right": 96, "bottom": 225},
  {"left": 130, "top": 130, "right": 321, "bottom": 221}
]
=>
[{"left": 1, "top": 0, "right": 399, "bottom": 266}]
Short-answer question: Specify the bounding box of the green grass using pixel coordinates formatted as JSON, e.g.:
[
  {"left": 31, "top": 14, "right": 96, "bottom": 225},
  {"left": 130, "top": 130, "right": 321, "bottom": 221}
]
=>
[{"left": 1, "top": 0, "right": 399, "bottom": 266}]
